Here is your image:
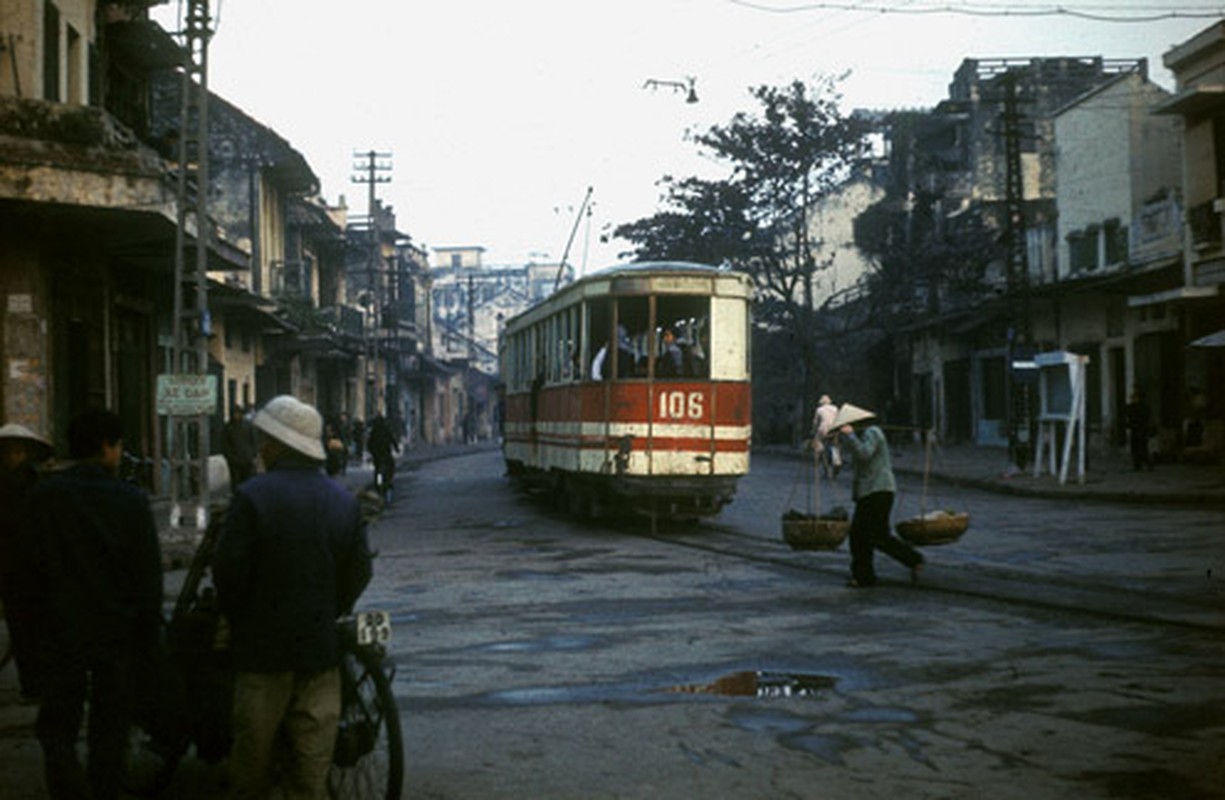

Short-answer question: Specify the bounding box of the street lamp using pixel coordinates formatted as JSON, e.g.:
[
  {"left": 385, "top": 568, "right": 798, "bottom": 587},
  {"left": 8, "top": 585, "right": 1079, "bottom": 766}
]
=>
[{"left": 643, "top": 77, "right": 698, "bottom": 104}]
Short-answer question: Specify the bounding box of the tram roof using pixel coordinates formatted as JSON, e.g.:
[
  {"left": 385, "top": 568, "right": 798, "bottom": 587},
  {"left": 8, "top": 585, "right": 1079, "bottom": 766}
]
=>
[{"left": 504, "top": 261, "right": 751, "bottom": 331}]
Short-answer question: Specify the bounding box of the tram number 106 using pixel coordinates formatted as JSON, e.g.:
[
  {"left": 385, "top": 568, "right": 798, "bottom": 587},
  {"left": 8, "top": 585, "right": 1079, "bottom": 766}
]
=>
[{"left": 657, "top": 390, "right": 705, "bottom": 421}]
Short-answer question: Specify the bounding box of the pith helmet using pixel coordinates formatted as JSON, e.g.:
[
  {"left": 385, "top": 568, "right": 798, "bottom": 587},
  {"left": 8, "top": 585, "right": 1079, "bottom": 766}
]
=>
[
  {"left": 0, "top": 423, "right": 53, "bottom": 460},
  {"left": 253, "top": 395, "right": 326, "bottom": 461},
  {"left": 831, "top": 403, "right": 876, "bottom": 429}
]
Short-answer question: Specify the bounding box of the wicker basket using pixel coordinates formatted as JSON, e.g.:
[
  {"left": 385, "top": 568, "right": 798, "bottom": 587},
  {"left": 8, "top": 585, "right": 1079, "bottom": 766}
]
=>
[
  {"left": 782, "top": 517, "right": 850, "bottom": 551},
  {"left": 895, "top": 511, "right": 969, "bottom": 546}
]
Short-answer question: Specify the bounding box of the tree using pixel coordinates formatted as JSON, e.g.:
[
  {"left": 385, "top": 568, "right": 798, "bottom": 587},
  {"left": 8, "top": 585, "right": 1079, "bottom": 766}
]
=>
[{"left": 616, "top": 77, "right": 869, "bottom": 439}]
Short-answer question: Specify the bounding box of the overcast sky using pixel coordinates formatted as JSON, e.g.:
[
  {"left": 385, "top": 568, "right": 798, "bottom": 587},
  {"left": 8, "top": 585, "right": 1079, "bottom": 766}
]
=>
[{"left": 151, "top": 1, "right": 1217, "bottom": 272}]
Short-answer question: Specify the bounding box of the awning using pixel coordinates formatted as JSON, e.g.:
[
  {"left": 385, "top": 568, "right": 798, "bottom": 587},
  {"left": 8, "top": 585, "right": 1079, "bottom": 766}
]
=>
[
  {"left": 1190, "top": 329, "right": 1225, "bottom": 347},
  {"left": 1152, "top": 85, "right": 1225, "bottom": 117}
]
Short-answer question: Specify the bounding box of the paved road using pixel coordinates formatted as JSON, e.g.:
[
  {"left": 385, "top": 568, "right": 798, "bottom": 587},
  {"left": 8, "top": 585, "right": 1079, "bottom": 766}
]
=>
[{"left": 1, "top": 448, "right": 1221, "bottom": 798}]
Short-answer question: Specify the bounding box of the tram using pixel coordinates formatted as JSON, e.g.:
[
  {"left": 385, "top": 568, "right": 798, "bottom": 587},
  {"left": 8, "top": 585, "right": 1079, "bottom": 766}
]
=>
[{"left": 499, "top": 261, "right": 752, "bottom": 520}]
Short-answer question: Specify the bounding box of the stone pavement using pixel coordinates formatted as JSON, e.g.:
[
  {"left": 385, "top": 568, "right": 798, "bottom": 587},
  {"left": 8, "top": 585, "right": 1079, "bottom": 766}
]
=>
[
  {"left": 1, "top": 439, "right": 1221, "bottom": 797},
  {"left": 767, "top": 438, "right": 1225, "bottom": 508},
  {"left": 885, "top": 440, "right": 1225, "bottom": 508}
]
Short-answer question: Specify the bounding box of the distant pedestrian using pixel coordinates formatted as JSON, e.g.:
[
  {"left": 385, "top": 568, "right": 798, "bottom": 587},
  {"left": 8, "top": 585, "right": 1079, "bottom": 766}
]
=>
[
  {"left": 367, "top": 414, "right": 400, "bottom": 502},
  {"left": 214, "top": 395, "right": 372, "bottom": 799},
  {"left": 221, "top": 405, "right": 258, "bottom": 493},
  {"left": 1125, "top": 390, "right": 1155, "bottom": 471},
  {"left": 324, "top": 418, "right": 347, "bottom": 477},
  {"left": 351, "top": 418, "right": 365, "bottom": 463},
  {"left": 811, "top": 394, "right": 841, "bottom": 478},
  {"left": 25, "top": 408, "right": 163, "bottom": 800},
  {"left": 832, "top": 403, "right": 923, "bottom": 588},
  {"left": 0, "top": 422, "right": 53, "bottom": 701}
]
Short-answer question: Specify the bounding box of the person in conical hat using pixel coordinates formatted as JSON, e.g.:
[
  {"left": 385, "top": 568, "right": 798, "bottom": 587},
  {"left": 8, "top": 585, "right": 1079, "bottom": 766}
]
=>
[{"left": 831, "top": 402, "right": 924, "bottom": 587}]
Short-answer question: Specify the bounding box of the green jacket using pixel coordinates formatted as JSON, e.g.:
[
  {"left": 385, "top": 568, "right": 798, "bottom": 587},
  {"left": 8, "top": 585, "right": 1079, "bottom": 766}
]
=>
[{"left": 841, "top": 425, "right": 896, "bottom": 500}]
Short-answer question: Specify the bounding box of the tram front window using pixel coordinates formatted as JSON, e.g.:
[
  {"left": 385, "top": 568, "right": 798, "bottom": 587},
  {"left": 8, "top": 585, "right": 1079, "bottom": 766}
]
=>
[{"left": 654, "top": 296, "right": 709, "bottom": 380}]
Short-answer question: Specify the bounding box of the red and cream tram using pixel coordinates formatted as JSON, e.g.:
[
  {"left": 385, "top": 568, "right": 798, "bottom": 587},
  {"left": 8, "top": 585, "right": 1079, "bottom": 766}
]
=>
[{"left": 499, "top": 261, "right": 752, "bottom": 519}]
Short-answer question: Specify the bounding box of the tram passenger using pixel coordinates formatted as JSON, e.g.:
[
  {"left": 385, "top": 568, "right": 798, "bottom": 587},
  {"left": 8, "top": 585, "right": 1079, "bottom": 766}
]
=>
[
  {"left": 657, "top": 327, "right": 684, "bottom": 378},
  {"left": 592, "top": 342, "right": 609, "bottom": 380},
  {"left": 615, "top": 324, "right": 637, "bottom": 378}
]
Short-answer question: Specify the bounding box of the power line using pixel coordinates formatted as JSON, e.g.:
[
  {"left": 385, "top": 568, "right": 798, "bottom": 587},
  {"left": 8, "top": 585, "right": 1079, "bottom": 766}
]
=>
[{"left": 727, "top": 0, "right": 1225, "bottom": 23}]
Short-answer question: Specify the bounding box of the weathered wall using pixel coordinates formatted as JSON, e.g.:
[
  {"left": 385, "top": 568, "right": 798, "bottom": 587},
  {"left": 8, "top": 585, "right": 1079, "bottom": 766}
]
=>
[{"left": 0, "top": 228, "right": 51, "bottom": 434}]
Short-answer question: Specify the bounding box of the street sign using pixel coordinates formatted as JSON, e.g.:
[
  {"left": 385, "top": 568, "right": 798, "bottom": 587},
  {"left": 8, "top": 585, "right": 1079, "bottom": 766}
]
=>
[{"left": 156, "top": 374, "right": 217, "bottom": 416}]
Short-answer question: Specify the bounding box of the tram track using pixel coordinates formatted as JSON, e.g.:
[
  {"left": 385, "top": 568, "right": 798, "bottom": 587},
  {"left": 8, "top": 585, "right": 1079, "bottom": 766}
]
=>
[{"left": 630, "top": 520, "right": 1225, "bottom": 634}]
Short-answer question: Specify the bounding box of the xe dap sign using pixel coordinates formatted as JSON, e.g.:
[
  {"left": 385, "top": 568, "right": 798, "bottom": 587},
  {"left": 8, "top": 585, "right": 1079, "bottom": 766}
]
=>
[{"left": 156, "top": 374, "right": 218, "bottom": 416}]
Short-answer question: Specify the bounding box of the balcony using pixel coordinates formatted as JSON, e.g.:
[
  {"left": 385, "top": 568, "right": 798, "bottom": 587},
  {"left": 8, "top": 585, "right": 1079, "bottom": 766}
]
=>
[{"left": 1188, "top": 199, "right": 1223, "bottom": 250}]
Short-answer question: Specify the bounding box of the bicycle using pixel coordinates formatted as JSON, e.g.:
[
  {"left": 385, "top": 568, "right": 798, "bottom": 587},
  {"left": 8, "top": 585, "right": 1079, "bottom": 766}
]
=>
[{"left": 121, "top": 504, "right": 403, "bottom": 799}]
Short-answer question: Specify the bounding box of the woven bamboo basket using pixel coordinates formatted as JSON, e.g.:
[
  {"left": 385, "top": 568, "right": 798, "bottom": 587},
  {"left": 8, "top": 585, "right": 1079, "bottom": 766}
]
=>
[
  {"left": 782, "top": 516, "right": 850, "bottom": 551},
  {"left": 895, "top": 511, "right": 969, "bottom": 546}
]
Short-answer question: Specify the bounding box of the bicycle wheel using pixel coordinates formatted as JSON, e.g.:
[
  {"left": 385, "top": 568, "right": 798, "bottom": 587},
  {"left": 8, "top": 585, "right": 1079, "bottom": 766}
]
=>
[
  {"left": 328, "top": 643, "right": 404, "bottom": 800},
  {"left": 120, "top": 722, "right": 185, "bottom": 797}
]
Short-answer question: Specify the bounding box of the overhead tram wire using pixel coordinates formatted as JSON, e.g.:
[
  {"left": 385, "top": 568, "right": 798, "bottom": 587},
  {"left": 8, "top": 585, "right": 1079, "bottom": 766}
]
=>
[{"left": 726, "top": 0, "right": 1225, "bottom": 23}]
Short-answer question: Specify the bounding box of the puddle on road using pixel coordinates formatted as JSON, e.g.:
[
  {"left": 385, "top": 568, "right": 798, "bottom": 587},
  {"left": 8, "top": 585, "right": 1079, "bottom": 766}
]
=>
[
  {"left": 471, "top": 670, "right": 839, "bottom": 708},
  {"left": 666, "top": 671, "right": 837, "bottom": 699},
  {"left": 479, "top": 634, "right": 601, "bottom": 654}
]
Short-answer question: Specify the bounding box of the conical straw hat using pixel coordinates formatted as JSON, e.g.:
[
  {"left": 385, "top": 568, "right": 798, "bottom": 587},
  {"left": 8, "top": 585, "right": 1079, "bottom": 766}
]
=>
[{"left": 831, "top": 403, "right": 876, "bottom": 429}]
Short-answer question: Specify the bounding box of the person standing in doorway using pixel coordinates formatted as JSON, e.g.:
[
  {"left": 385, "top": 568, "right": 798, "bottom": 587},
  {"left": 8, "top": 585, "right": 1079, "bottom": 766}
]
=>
[
  {"left": 25, "top": 408, "right": 163, "bottom": 800},
  {"left": 1125, "top": 390, "right": 1155, "bottom": 471},
  {"left": 214, "top": 395, "right": 372, "bottom": 800},
  {"left": 831, "top": 403, "right": 923, "bottom": 588}
]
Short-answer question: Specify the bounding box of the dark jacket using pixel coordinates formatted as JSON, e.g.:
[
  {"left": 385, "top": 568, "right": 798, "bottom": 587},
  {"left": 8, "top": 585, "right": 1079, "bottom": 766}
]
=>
[
  {"left": 221, "top": 417, "right": 257, "bottom": 467},
  {"left": 26, "top": 463, "right": 163, "bottom": 665},
  {"left": 366, "top": 417, "right": 398, "bottom": 462},
  {"left": 214, "top": 456, "right": 372, "bottom": 673}
]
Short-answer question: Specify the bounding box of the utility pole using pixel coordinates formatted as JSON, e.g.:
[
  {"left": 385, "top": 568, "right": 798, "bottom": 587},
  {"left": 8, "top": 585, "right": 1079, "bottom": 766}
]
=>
[
  {"left": 168, "top": 0, "right": 213, "bottom": 530},
  {"left": 1001, "top": 71, "right": 1033, "bottom": 470},
  {"left": 351, "top": 150, "right": 392, "bottom": 424}
]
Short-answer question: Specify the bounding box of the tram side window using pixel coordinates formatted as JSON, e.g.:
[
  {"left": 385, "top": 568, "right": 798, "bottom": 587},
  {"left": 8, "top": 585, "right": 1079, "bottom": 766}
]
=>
[
  {"left": 654, "top": 295, "right": 710, "bottom": 380},
  {"left": 587, "top": 300, "right": 610, "bottom": 380},
  {"left": 618, "top": 297, "right": 649, "bottom": 378}
]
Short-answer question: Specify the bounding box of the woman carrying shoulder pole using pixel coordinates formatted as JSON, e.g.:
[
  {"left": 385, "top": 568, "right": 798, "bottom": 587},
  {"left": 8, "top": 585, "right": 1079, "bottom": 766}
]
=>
[{"left": 829, "top": 403, "right": 923, "bottom": 588}]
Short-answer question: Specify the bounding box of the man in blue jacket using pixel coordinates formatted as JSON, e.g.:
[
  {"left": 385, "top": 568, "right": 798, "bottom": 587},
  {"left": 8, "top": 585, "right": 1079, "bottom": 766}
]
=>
[
  {"left": 26, "top": 408, "right": 163, "bottom": 800},
  {"left": 214, "top": 395, "right": 372, "bottom": 799}
]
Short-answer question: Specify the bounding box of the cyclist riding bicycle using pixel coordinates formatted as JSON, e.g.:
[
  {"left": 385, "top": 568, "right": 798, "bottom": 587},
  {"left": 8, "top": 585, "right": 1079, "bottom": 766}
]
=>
[{"left": 365, "top": 414, "right": 400, "bottom": 504}]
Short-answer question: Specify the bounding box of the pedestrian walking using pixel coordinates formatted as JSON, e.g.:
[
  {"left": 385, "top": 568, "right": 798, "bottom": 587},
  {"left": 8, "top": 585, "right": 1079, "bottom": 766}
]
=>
[
  {"left": 221, "top": 404, "right": 258, "bottom": 493},
  {"left": 214, "top": 395, "right": 372, "bottom": 800},
  {"left": 351, "top": 417, "right": 366, "bottom": 464},
  {"left": 0, "top": 422, "right": 53, "bottom": 700},
  {"left": 24, "top": 408, "right": 163, "bottom": 800},
  {"left": 832, "top": 403, "right": 923, "bottom": 588},
  {"left": 367, "top": 413, "right": 400, "bottom": 503},
  {"left": 811, "top": 394, "right": 841, "bottom": 478},
  {"left": 1125, "top": 390, "right": 1155, "bottom": 471},
  {"left": 324, "top": 418, "right": 347, "bottom": 477}
]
